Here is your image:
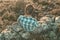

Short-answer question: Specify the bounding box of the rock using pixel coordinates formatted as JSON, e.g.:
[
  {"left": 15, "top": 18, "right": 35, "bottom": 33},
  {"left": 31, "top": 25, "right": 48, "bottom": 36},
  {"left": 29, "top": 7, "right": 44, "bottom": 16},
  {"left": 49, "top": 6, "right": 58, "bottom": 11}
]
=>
[
  {"left": 49, "top": 31, "right": 57, "bottom": 40},
  {"left": 33, "top": 24, "right": 43, "bottom": 34},
  {"left": 0, "top": 23, "right": 24, "bottom": 40},
  {"left": 0, "top": 0, "right": 60, "bottom": 40},
  {"left": 42, "top": 23, "right": 49, "bottom": 31},
  {"left": 49, "top": 31, "right": 56, "bottom": 37},
  {"left": 21, "top": 32, "right": 30, "bottom": 39},
  {"left": 0, "top": 33, "right": 3, "bottom": 40},
  {"left": 40, "top": 16, "right": 52, "bottom": 23},
  {"left": 55, "top": 16, "right": 60, "bottom": 23},
  {"left": 55, "top": 16, "right": 60, "bottom": 28}
]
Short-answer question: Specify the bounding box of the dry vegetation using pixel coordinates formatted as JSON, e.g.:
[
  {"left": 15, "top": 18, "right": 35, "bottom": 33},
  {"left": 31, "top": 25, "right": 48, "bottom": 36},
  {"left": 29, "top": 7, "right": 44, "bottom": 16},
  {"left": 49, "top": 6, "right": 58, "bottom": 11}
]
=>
[
  {"left": 0, "top": 0, "right": 60, "bottom": 31},
  {"left": 0, "top": 0, "right": 60, "bottom": 40}
]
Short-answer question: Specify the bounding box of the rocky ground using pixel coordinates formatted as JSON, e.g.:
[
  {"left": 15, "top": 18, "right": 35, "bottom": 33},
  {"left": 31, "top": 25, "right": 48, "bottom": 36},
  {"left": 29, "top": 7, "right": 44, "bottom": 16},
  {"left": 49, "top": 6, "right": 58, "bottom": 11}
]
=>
[{"left": 0, "top": 0, "right": 60, "bottom": 40}]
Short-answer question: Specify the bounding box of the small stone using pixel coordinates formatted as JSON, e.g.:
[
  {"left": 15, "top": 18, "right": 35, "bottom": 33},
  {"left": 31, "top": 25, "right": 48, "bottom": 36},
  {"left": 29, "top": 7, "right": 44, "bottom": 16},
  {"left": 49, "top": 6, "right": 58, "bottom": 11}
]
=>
[{"left": 21, "top": 32, "right": 30, "bottom": 39}]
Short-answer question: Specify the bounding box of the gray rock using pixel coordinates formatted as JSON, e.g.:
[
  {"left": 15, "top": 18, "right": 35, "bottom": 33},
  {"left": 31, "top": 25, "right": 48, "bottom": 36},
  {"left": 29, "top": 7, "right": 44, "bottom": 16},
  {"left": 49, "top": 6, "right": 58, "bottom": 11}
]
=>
[
  {"left": 0, "top": 33, "right": 4, "bottom": 40},
  {"left": 55, "top": 16, "right": 60, "bottom": 23},
  {"left": 21, "top": 32, "right": 30, "bottom": 39},
  {"left": 0, "top": 23, "right": 24, "bottom": 40},
  {"left": 49, "top": 31, "right": 57, "bottom": 40}
]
